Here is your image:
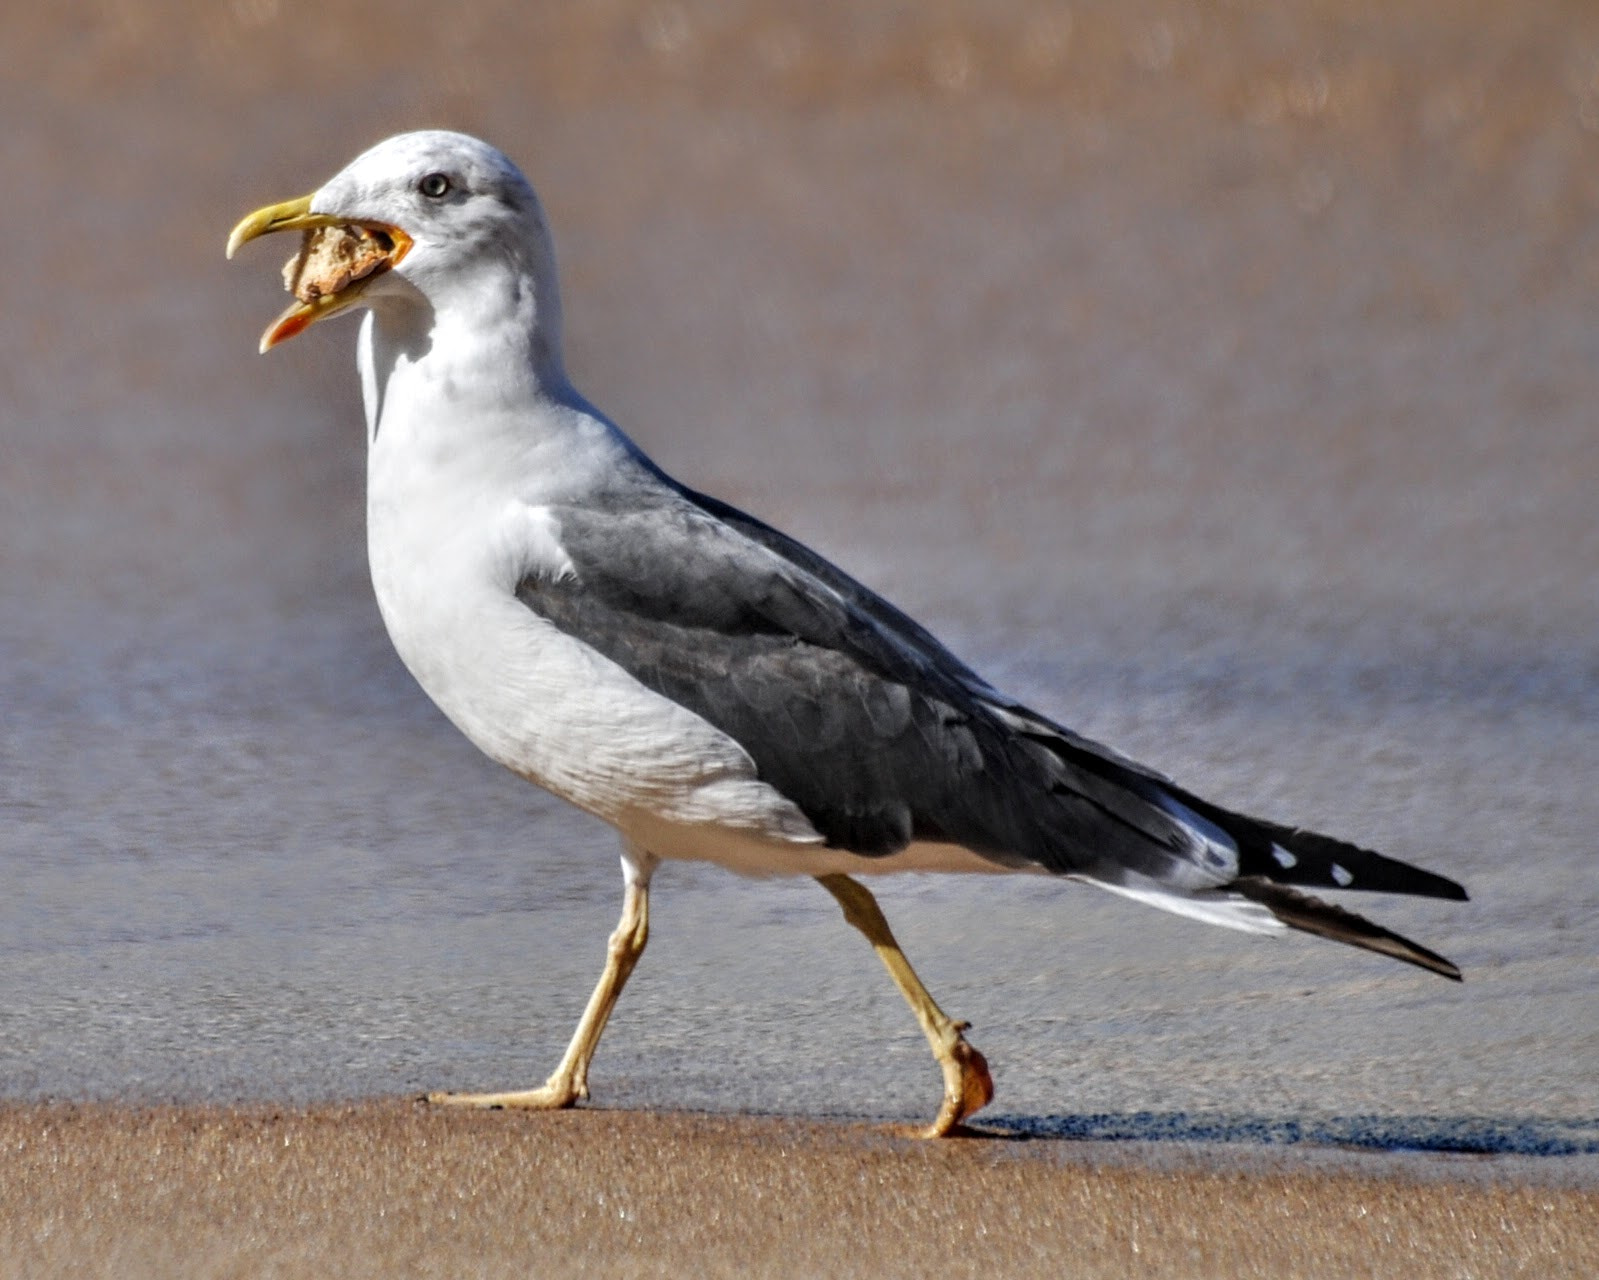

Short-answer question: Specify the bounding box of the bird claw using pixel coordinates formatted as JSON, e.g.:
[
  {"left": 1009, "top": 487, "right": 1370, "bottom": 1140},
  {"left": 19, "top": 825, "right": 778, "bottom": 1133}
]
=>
[
  {"left": 424, "top": 1076, "right": 584, "bottom": 1110},
  {"left": 919, "top": 1032, "right": 994, "bottom": 1139}
]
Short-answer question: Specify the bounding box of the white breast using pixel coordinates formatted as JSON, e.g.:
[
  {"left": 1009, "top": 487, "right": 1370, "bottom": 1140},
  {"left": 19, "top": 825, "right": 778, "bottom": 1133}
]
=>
[{"left": 360, "top": 329, "right": 823, "bottom": 861}]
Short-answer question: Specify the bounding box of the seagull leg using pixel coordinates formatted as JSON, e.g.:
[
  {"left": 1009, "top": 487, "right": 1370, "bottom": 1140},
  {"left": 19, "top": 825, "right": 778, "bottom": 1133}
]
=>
[
  {"left": 816, "top": 873, "right": 994, "bottom": 1138},
  {"left": 428, "top": 850, "right": 656, "bottom": 1110}
]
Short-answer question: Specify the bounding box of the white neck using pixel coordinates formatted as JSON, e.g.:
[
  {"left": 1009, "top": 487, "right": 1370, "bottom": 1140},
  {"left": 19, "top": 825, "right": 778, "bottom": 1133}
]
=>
[{"left": 356, "top": 301, "right": 642, "bottom": 513}]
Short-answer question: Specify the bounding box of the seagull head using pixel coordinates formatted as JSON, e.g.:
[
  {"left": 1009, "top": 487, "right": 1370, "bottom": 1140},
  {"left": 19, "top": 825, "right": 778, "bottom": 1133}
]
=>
[{"left": 227, "top": 131, "right": 561, "bottom": 358}]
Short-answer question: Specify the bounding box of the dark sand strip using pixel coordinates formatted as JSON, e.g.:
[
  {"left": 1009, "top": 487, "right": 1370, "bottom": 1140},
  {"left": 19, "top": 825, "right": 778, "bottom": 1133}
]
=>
[{"left": 2, "top": 1100, "right": 1593, "bottom": 1278}]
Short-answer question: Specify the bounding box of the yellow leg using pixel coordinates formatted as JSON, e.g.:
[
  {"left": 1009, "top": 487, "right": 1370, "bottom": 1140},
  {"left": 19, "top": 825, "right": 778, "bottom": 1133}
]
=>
[
  {"left": 428, "top": 868, "right": 651, "bottom": 1110},
  {"left": 816, "top": 873, "right": 994, "bottom": 1138}
]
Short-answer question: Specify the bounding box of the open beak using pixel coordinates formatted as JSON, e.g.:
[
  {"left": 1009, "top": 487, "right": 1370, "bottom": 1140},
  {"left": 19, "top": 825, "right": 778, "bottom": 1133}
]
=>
[{"left": 227, "top": 193, "right": 411, "bottom": 353}]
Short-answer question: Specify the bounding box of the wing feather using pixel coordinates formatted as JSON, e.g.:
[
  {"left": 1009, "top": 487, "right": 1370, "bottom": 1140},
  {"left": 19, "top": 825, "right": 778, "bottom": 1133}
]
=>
[{"left": 514, "top": 491, "right": 1202, "bottom": 875}]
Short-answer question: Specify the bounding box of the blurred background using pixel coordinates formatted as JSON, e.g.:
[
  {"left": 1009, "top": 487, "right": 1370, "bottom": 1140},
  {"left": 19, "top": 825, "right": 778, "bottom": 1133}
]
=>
[{"left": 2, "top": 1, "right": 1596, "bottom": 1151}]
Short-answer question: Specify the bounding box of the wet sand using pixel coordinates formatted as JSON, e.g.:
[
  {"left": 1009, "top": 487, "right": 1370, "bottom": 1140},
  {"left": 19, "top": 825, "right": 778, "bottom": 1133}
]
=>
[{"left": 4, "top": 1100, "right": 1593, "bottom": 1279}]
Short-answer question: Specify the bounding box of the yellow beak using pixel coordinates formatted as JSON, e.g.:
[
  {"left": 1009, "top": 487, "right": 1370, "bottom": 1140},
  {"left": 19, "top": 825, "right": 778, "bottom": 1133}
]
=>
[
  {"left": 225, "top": 192, "right": 338, "bottom": 259},
  {"left": 226, "top": 193, "right": 410, "bottom": 353}
]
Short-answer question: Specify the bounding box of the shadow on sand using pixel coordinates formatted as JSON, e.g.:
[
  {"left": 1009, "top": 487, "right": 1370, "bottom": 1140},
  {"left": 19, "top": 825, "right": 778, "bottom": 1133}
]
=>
[{"left": 979, "top": 1112, "right": 1599, "bottom": 1157}]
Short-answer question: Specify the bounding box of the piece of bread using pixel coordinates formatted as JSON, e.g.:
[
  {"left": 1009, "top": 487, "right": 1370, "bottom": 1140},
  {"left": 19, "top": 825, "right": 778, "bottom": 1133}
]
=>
[{"left": 282, "top": 226, "right": 394, "bottom": 304}]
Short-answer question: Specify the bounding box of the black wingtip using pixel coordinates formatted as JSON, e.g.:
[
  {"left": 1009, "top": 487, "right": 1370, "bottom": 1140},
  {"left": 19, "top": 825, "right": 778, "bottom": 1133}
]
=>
[
  {"left": 1238, "top": 819, "right": 1469, "bottom": 902},
  {"left": 1233, "top": 878, "right": 1464, "bottom": 980}
]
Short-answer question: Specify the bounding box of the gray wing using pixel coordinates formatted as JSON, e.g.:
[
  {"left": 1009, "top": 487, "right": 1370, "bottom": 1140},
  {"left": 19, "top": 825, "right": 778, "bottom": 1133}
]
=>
[
  {"left": 673, "top": 487, "right": 1467, "bottom": 905},
  {"left": 515, "top": 482, "right": 1466, "bottom": 980},
  {"left": 515, "top": 488, "right": 1214, "bottom": 878}
]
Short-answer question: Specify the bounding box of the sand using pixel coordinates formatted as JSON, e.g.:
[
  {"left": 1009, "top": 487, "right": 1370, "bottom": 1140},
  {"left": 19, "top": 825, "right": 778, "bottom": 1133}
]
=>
[{"left": 3, "top": 1100, "right": 1592, "bottom": 1279}]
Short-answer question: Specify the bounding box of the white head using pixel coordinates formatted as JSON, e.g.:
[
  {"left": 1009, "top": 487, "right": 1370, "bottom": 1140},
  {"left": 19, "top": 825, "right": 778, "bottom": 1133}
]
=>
[{"left": 228, "top": 130, "right": 564, "bottom": 375}]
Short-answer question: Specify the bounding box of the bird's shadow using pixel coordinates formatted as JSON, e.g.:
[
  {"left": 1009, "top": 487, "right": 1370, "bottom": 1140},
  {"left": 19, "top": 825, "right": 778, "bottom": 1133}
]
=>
[{"left": 966, "top": 1111, "right": 1599, "bottom": 1157}]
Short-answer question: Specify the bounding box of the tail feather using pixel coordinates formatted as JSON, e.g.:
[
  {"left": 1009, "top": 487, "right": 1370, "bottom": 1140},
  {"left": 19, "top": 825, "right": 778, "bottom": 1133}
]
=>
[
  {"left": 1233, "top": 877, "right": 1463, "bottom": 980},
  {"left": 997, "top": 715, "right": 1468, "bottom": 978}
]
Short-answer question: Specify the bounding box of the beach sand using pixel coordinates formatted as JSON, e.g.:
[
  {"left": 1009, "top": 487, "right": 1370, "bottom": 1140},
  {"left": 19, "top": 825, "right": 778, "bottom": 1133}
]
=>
[{"left": 3, "top": 1100, "right": 1592, "bottom": 1279}]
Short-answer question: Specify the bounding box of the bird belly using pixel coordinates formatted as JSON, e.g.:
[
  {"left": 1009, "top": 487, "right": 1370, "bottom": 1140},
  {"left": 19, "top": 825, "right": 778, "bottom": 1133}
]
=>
[
  {"left": 368, "top": 524, "right": 824, "bottom": 849},
  {"left": 613, "top": 823, "right": 1040, "bottom": 878},
  {"left": 365, "top": 548, "right": 1029, "bottom": 878}
]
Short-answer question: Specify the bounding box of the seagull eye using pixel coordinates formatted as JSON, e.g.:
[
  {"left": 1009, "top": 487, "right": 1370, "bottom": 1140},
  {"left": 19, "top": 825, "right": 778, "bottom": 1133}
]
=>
[{"left": 418, "top": 172, "right": 452, "bottom": 199}]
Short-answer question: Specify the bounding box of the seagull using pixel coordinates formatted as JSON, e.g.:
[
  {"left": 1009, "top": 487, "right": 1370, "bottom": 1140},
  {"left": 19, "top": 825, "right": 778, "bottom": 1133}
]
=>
[{"left": 227, "top": 130, "right": 1466, "bottom": 1137}]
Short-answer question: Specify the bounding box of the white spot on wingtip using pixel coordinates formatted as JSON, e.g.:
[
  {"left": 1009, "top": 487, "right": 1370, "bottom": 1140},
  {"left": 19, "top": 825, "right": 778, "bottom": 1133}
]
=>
[
  {"left": 1271, "top": 845, "right": 1298, "bottom": 869},
  {"left": 1330, "top": 862, "right": 1354, "bottom": 887}
]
